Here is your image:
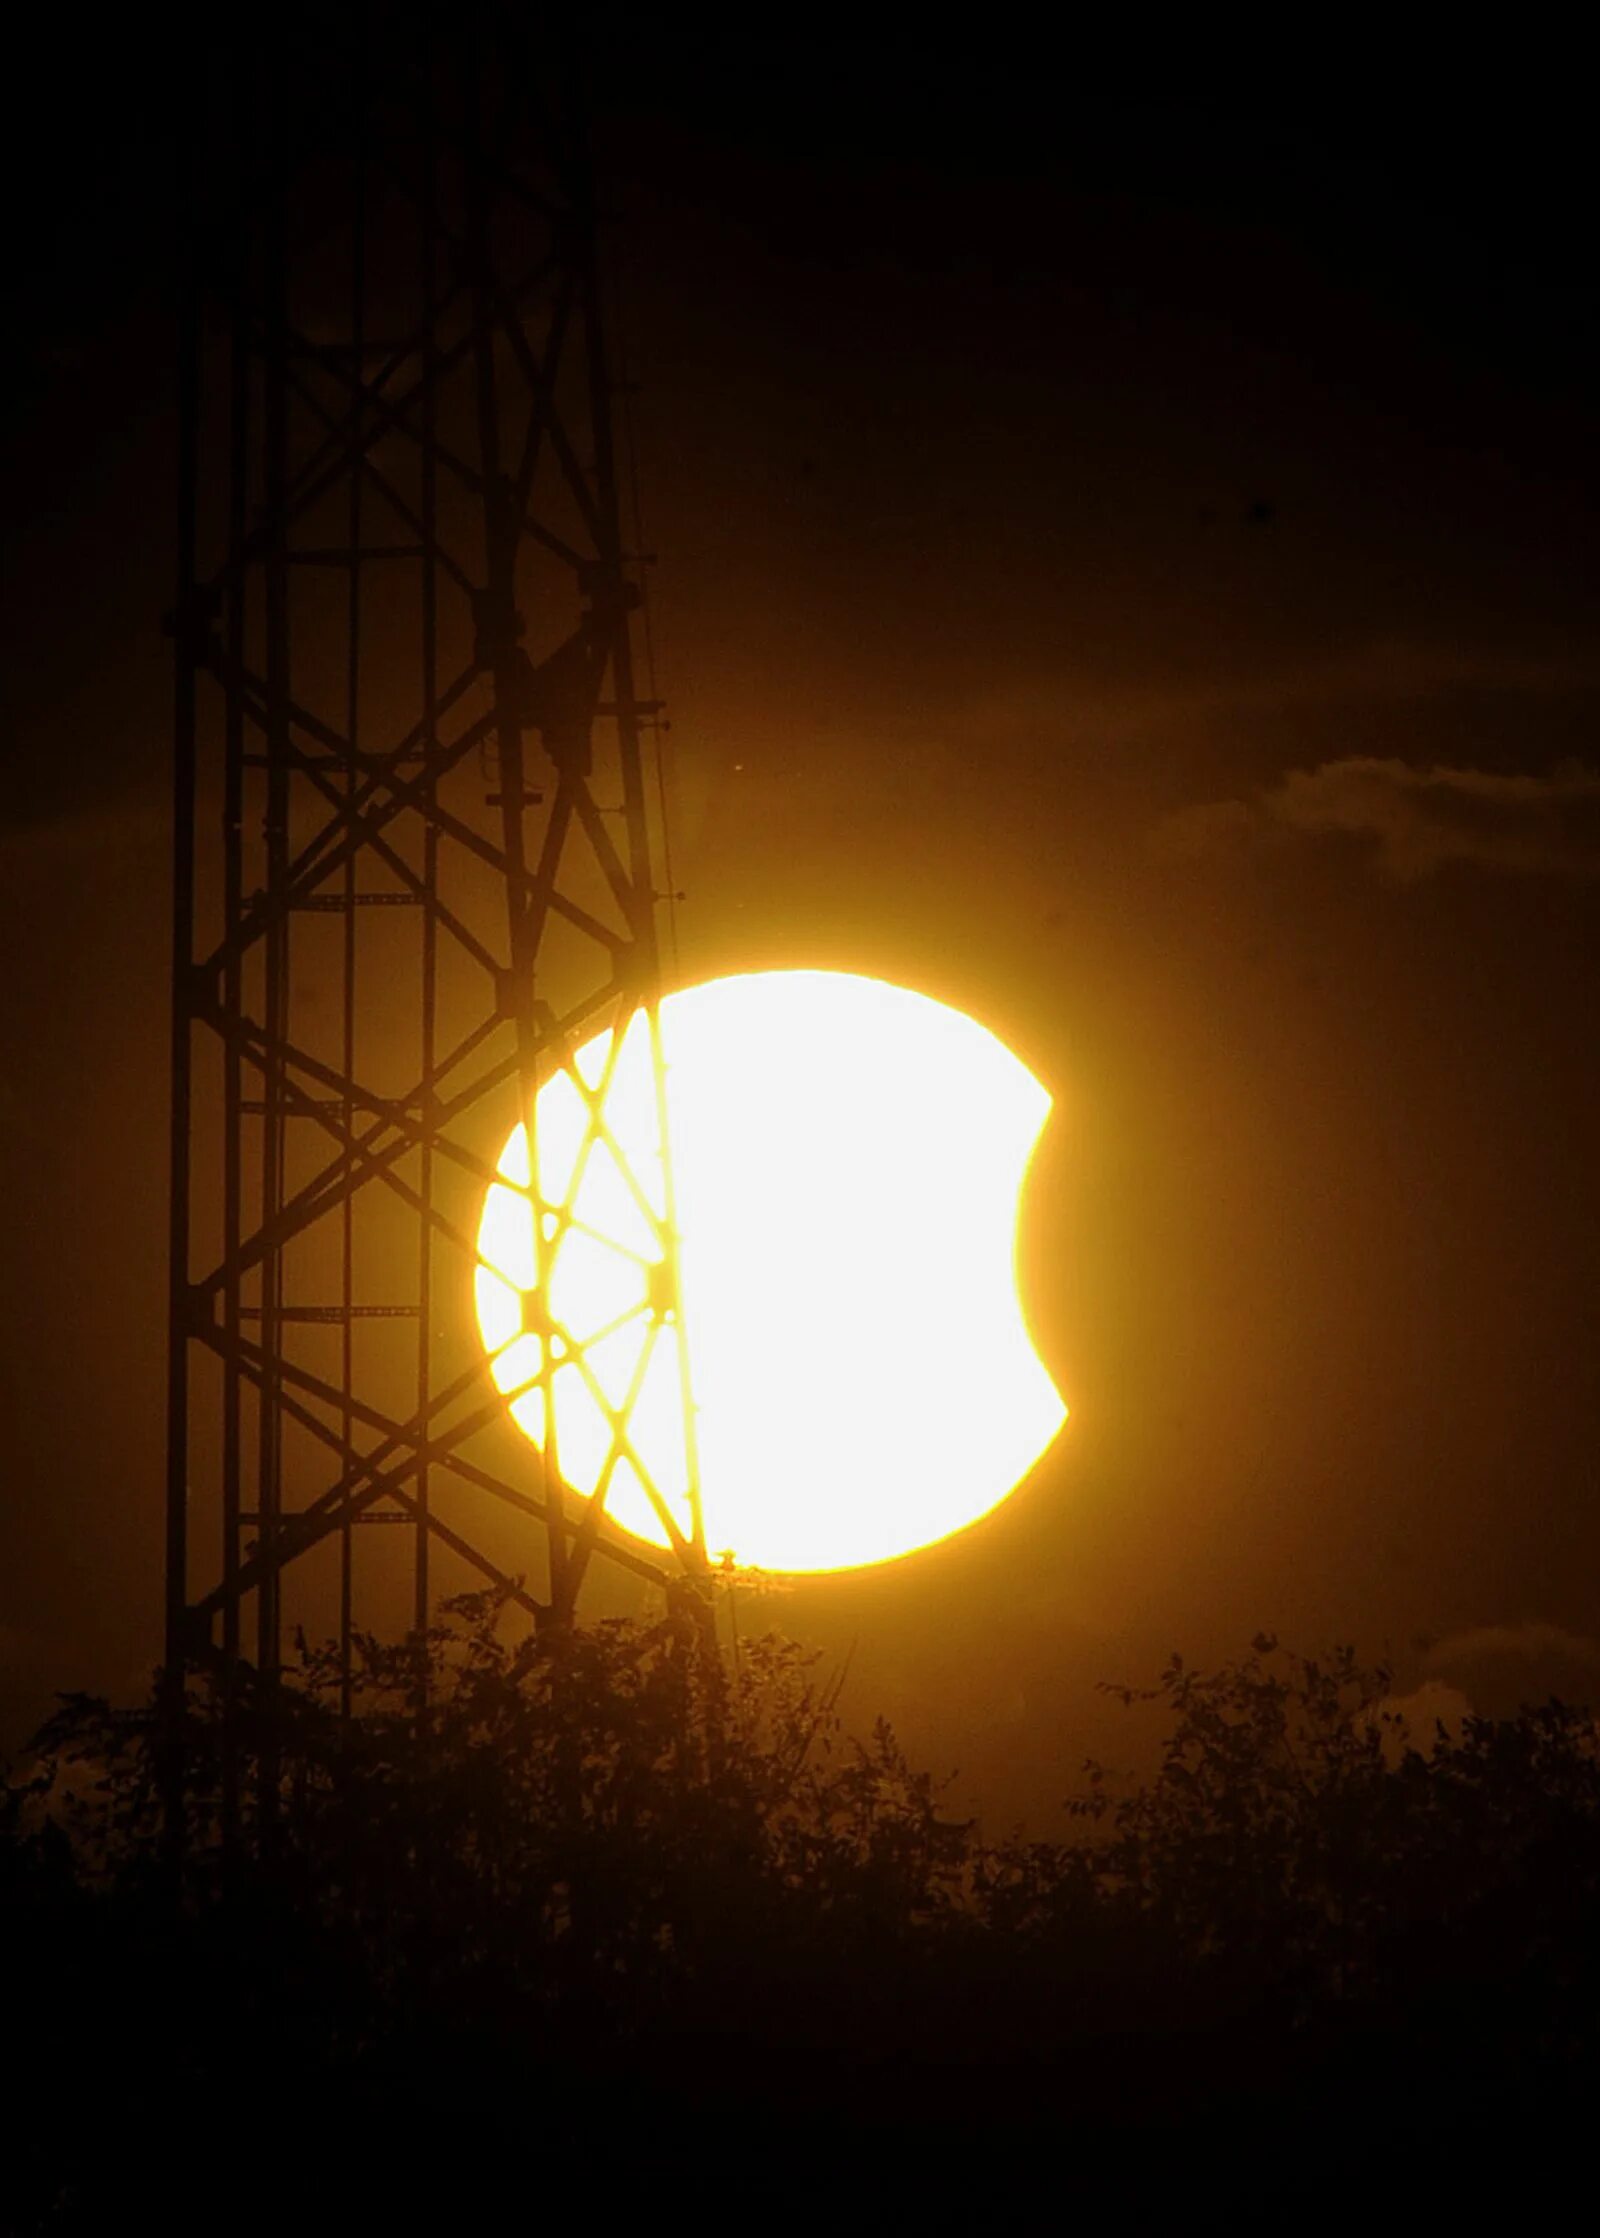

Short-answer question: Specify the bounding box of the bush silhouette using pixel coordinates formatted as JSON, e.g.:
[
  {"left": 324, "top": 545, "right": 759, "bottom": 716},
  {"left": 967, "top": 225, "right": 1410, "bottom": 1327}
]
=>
[{"left": 7, "top": 1602, "right": 1600, "bottom": 2221}]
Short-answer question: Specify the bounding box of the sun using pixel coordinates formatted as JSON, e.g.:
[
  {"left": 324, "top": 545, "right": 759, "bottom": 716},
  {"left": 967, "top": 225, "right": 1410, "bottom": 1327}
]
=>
[{"left": 474, "top": 970, "right": 1065, "bottom": 1572}]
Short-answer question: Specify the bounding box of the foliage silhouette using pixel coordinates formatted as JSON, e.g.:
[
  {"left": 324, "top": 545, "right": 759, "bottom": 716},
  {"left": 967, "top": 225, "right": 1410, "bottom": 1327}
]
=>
[{"left": 6, "top": 1603, "right": 1600, "bottom": 2222}]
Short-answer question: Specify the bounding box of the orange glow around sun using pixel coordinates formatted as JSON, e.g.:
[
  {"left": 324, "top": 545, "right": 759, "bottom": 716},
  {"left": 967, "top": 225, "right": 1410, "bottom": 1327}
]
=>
[{"left": 474, "top": 969, "right": 1065, "bottom": 1572}]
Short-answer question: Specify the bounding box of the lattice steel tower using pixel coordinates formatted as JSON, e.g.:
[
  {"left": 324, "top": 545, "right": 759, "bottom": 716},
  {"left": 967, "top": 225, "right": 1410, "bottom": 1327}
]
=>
[{"left": 166, "top": 11, "right": 705, "bottom": 1706}]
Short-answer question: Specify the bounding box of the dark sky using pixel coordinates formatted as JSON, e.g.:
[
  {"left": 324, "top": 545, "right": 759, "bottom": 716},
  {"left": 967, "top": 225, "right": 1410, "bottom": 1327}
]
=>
[{"left": 2, "top": 34, "right": 1597, "bottom": 1826}]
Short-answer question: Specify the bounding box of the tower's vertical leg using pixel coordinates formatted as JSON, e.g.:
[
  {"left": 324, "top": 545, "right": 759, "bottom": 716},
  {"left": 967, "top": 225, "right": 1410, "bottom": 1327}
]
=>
[
  {"left": 464, "top": 82, "right": 570, "bottom": 1624},
  {"left": 415, "top": 77, "right": 440, "bottom": 1664},
  {"left": 338, "top": 91, "right": 368, "bottom": 1725},
  {"left": 256, "top": 62, "right": 291, "bottom": 1730},
  {"left": 220, "top": 143, "right": 251, "bottom": 1845},
  {"left": 575, "top": 167, "right": 708, "bottom": 1590},
  {"left": 165, "top": 156, "right": 199, "bottom": 1705}
]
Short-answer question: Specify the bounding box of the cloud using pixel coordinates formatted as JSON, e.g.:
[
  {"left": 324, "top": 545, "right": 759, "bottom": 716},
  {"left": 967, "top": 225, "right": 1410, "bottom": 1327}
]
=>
[
  {"left": 1368, "top": 1679, "right": 1474, "bottom": 1764},
  {"left": 1421, "top": 1622, "right": 1600, "bottom": 1718},
  {"left": 969, "top": 638, "right": 1600, "bottom": 748},
  {"left": 1360, "top": 1628, "right": 1600, "bottom": 1756},
  {"left": 1153, "top": 757, "right": 1600, "bottom": 881}
]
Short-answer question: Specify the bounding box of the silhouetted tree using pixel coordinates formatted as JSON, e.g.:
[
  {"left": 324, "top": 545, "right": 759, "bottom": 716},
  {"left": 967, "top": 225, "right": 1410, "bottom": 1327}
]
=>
[{"left": 7, "top": 1609, "right": 1600, "bottom": 2224}]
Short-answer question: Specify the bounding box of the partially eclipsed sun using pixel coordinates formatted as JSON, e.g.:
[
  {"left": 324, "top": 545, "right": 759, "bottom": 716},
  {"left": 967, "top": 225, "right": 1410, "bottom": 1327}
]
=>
[{"left": 474, "top": 970, "right": 1065, "bottom": 1573}]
